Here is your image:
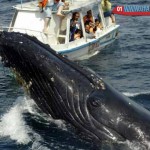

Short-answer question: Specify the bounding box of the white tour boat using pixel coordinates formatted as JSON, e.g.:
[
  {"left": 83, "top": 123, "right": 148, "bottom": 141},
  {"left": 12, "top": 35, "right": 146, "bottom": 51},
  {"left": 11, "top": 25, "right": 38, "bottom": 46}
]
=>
[{"left": 1, "top": 0, "right": 119, "bottom": 60}]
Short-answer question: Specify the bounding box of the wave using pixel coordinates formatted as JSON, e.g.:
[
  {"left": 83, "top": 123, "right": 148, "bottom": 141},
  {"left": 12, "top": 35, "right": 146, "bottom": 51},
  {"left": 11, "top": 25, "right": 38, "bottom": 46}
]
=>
[
  {"left": 123, "top": 91, "right": 150, "bottom": 97},
  {"left": 0, "top": 100, "right": 31, "bottom": 144},
  {"left": 0, "top": 96, "right": 67, "bottom": 150},
  {"left": 126, "top": 140, "right": 150, "bottom": 150},
  {"left": 123, "top": 91, "right": 150, "bottom": 110}
]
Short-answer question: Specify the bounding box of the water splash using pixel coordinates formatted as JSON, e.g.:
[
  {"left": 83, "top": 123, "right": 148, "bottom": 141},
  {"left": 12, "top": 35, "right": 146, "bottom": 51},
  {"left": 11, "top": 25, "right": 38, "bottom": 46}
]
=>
[
  {"left": 0, "top": 99, "right": 31, "bottom": 144},
  {"left": 126, "top": 140, "right": 149, "bottom": 150},
  {"left": 0, "top": 96, "right": 66, "bottom": 150}
]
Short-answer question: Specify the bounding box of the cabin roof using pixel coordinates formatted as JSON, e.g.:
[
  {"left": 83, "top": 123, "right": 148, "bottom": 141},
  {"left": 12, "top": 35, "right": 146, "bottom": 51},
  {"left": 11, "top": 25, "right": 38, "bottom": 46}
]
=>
[{"left": 13, "top": 0, "right": 100, "bottom": 12}]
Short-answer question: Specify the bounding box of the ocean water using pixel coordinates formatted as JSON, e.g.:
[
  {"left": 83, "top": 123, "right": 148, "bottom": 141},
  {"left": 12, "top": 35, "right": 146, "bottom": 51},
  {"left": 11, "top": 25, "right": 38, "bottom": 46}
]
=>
[{"left": 0, "top": 0, "right": 150, "bottom": 150}]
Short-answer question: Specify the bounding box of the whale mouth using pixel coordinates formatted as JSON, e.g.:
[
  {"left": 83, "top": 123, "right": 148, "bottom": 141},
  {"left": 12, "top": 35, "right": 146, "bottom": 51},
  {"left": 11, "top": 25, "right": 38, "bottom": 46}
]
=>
[{"left": 87, "top": 108, "right": 126, "bottom": 142}]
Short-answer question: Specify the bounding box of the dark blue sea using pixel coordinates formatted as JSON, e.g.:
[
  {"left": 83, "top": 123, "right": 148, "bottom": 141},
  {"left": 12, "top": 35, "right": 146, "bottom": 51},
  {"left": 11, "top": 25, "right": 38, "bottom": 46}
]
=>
[{"left": 0, "top": 0, "right": 150, "bottom": 150}]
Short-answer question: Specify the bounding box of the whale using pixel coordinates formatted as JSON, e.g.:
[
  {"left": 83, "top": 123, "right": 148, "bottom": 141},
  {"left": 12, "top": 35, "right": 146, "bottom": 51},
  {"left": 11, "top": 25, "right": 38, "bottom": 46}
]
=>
[{"left": 0, "top": 31, "right": 150, "bottom": 147}]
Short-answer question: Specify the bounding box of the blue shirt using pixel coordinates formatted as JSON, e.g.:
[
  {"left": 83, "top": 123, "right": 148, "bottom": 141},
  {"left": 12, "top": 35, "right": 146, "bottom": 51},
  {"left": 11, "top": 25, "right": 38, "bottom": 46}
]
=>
[{"left": 52, "top": 1, "right": 64, "bottom": 11}]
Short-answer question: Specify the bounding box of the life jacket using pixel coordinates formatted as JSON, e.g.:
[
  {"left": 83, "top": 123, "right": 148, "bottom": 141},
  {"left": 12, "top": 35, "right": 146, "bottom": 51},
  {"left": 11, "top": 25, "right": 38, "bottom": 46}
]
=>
[{"left": 39, "top": 0, "right": 48, "bottom": 9}]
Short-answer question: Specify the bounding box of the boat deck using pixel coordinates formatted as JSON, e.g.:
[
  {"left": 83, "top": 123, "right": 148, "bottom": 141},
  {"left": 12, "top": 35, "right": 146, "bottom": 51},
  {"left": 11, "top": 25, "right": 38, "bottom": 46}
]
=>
[{"left": 13, "top": 0, "right": 99, "bottom": 12}]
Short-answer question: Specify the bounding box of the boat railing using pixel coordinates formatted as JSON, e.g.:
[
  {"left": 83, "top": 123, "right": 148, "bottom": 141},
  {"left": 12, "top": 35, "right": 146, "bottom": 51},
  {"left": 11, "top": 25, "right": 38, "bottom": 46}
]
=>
[
  {"left": 0, "top": 26, "right": 56, "bottom": 45},
  {"left": 0, "top": 26, "right": 41, "bottom": 33}
]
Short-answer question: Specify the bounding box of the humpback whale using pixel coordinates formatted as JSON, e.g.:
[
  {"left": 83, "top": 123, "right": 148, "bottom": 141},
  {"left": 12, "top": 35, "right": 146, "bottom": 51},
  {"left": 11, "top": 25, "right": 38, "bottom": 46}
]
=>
[{"left": 0, "top": 31, "right": 150, "bottom": 147}]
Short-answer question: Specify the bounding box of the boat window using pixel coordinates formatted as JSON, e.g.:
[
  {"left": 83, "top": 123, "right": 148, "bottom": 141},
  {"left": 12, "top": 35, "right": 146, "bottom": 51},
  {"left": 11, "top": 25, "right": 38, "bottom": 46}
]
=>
[
  {"left": 82, "top": 9, "right": 95, "bottom": 39},
  {"left": 57, "top": 17, "right": 67, "bottom": 44},
  {"left": 60, "top": 17, "right": 67, "bottom": 35},
  {"left": 92, "top": 5, "right": 102, "bottom": 25},
  {"left": 82, "top": 6, "right": 103, "bottom": 39},
  {"left": 93, "top": 5, "right": 103, "bottom": 30},
  {"left": 83, "top": 10, "right": 94, "bottom": 24}
]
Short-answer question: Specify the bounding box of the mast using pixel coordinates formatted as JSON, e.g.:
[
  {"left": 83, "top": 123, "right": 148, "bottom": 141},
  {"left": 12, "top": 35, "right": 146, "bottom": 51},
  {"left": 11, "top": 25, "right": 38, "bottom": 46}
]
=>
[{"left": 21, "top": 0, "right": 22, "bottom": 8}]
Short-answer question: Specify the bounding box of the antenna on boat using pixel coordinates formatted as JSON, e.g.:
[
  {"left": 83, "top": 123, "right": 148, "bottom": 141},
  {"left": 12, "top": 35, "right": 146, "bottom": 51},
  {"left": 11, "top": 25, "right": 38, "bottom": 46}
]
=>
[{"left": 21, "top": 0, "right": 22, "bottom": 8}]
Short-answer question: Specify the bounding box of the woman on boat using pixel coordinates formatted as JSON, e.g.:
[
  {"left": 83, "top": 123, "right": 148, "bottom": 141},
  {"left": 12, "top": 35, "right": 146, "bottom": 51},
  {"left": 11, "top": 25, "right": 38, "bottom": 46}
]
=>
[
  {"left": 70, "top": 12, "right": 81, "bottom": 41},
  {"left": 101, "top": 0, "right": 115, "bottom": 23},
  {"left": 84, "top": 22, "right": 95, "bottom": 39},
  {"left": 83, "top": 10, "right": 94, "bottom": 24},
  {"left": 43, "top": 0, "right": 65, "bottom": 33},
  {"left": 84, "top": 20, "right": 94, "bottom": 33}
]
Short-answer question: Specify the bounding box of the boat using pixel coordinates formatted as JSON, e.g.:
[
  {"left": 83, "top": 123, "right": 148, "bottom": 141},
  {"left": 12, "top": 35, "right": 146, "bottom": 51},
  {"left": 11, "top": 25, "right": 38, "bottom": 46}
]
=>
[{"left": 0, "top": 0, "right": 120, "bottom": 60}]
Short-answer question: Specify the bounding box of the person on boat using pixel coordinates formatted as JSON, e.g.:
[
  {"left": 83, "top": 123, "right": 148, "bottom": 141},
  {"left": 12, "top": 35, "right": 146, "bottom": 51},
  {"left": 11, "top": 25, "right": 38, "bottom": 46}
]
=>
[
  {"left": 42, "top": 0, "right": 65, "bottom": 33},
  {"left": 52, "top": 0, "right": 65, "bottom": 17},
  {"left": 73, "top": 29, "right": 83, "bottom": 40},
  {"left": 95, "top": 19, "right": 103, "bottom": 30},
  {"left": 93, "top": 19, "right": 103, "bottom": 38},
  {"left": 84, "top": 22, "right": 95, "bottom": 39},
  {"left": 70, "top": 12, "right": 81, "bottom": 41},
  {"left": 83, "top": 10, "right": 94, "bottom": 24},
  {"left": 94, "top": 26, "right": 102, "bottom": 39},
  {"left": 85, "top": 21, "right": 94, "bottom": 33},
  {"left": 101, "top": 0, "right": 115, "bottom": 23},
  {"left": 42, "top": 0, "right": 54, "bottom": 33},
  {"left": 61, "top": 0, "right": 69, "bottom": 10}
]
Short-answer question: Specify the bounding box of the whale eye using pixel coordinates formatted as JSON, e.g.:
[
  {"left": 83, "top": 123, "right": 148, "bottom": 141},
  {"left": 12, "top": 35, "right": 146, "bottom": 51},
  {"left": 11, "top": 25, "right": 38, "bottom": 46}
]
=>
[
  {"left": 88, "top": 90, "right": 105, "bottom": 108},
  {"left": 90, "top": 99, "right": 100, "bottom": 107}
]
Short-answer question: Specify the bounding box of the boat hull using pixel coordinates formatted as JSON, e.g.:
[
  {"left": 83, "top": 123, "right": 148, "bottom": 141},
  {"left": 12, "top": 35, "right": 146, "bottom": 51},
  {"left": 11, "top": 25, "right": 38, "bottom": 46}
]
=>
[{"left": 60, "top": 28, "right": 119, "bottom": 60}]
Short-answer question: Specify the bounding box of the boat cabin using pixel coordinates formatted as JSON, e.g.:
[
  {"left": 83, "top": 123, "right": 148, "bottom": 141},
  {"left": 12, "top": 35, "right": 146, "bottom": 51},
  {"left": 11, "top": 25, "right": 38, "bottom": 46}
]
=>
[{"left": 4, "top": 0, "right": 120, "bottom": 60}]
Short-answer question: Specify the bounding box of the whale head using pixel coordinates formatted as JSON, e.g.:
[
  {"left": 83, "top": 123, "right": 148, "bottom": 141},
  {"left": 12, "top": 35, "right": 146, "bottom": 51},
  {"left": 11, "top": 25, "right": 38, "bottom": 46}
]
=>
[{"left": 0, "top": 31, "right": 150, "bottom": 147}]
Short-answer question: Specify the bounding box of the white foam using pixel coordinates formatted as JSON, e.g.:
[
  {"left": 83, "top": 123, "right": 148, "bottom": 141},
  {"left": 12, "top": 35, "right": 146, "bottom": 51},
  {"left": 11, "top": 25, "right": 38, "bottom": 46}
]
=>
[
  {"left": 0, "top": 96, "right": 43, "bottom": 145},
  {"left": 77, "top": 51, "right": 99, "bottom": 60},
  {"left": 31, "top": 141, "right": 52, "bottom": 150},
  {"left": 0, "top": 102, "right": 31, "bottom": 144},
  {"left": 22, "top": 97, "right": 67, "bottom": 131},
  {"left": 126, "top": 140, "right": 148, "bottom": 150},
  {"left": 0, "top": 96, "right": 52, "bottom": 150},
  {"left": 123, "top": 91, "right": 150, "bottom": 97},
  {"left": 0, "top": 96, "right": 67, "bottom": 149}
]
